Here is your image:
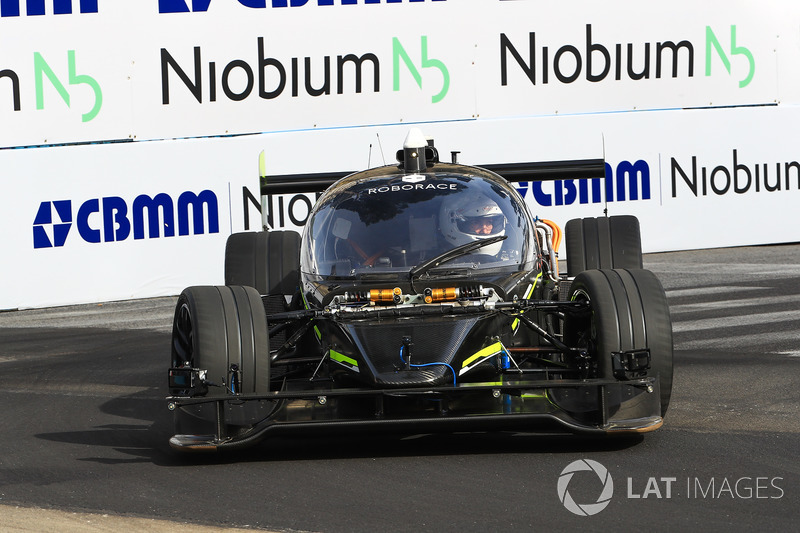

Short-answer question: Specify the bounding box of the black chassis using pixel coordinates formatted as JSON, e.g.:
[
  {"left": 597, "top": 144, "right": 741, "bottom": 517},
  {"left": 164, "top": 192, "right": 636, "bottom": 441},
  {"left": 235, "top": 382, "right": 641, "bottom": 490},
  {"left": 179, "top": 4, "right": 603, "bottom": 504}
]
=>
[{"left": 166, "top": 135, "right": 670, "bottom": 452}]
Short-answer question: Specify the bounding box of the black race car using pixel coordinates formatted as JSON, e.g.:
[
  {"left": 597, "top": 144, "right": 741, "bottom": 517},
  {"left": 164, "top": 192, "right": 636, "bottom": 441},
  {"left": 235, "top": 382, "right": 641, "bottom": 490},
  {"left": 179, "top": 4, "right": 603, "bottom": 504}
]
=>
[{"left": 166, "top": 129, "right": 673, "bottom": 452}]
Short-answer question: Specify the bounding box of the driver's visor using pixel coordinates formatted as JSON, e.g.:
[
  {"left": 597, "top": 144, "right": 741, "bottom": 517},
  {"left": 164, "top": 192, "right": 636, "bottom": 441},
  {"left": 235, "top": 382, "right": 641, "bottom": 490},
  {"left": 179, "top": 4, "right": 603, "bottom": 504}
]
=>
[{"left": 456, "top": 214, "right": 505, "bottom": 236}]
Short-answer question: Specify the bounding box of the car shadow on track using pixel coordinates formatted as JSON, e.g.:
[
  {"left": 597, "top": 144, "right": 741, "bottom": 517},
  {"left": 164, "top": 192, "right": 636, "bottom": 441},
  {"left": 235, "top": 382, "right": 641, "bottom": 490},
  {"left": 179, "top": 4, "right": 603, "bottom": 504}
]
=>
[
  {"left": 36, "top": 390, "right": 645, "bottom": 467},
  {"left": 229, "top": 431, "right": 645, "bottom": 465},
  {"left": 33, "top": 392, "right": 178, "bottom": 465},
  {"left": 24, "top": 324, "right": 644, "bottom": 467}
]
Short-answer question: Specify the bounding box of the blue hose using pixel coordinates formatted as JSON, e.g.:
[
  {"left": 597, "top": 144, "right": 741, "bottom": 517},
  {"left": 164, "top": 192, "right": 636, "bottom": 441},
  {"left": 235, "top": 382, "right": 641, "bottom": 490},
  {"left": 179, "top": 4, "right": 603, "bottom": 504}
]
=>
[{"left": 400, "top": 346, "right": 457, "bottom": 386}]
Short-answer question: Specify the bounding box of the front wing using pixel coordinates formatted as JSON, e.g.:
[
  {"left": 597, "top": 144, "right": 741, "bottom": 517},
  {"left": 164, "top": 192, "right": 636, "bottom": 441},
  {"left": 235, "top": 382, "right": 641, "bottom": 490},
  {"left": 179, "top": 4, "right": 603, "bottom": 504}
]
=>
[{"left": 167, "top": 375, "right": 662, "bottom": 451}]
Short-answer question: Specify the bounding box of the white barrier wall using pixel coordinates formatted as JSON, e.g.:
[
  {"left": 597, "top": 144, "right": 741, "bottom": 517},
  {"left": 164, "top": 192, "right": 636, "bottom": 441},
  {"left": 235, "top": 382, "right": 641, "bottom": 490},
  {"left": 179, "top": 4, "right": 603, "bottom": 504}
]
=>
[
  {"left": 2, "top": 0, "right": 797, "bottom": 146},
  {"left": 1, "top": 0, "right": 800, "bottom": 309},
  {"left": 4, "top": 138, "right": 253, "bottom": 308},
  {"left": 251, "top": 106, "right": 800, "bottom": 254}
]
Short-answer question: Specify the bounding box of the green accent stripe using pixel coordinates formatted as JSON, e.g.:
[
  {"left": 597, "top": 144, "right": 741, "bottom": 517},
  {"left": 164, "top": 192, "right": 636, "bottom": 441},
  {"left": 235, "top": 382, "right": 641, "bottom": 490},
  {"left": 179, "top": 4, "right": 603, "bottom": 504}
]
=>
[
  {"left": 460, "top": 341, "right": 508, "bottom": 376},
  {"left": 462, "top": 341, "right": 504, "bottom": 368},
  {"left": 330, "top": 349, "right": 358, "bottom": 371},
  {"left": 512, "top": 272, "right": 542, "bottom": 332},
  {"left": 300, "top": 288, "right": 322, "bottom": 340}
]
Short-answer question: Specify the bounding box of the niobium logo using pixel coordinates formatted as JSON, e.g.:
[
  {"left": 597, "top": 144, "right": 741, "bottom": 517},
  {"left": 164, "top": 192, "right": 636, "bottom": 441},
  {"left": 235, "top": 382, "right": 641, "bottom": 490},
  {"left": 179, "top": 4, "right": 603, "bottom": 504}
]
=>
[
  {"left": 501, "top": 23, "right": 755, "bottom": 90},
  {"left": 557, "top": 459, "right": 614, "bottom": 516},
  {"left": 161, "top": 35, "right": 450, "bottom": 105},
  {"left": 2, "top": 50, "right": 102, "bottom": 122},
  {"left": 393, "top": 35, "right": 449, "bottom": 103}
]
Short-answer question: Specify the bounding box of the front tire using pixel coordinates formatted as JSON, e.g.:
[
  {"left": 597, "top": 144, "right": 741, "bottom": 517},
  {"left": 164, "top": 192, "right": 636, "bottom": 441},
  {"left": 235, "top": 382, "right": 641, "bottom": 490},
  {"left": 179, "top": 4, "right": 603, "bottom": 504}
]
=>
[
  {"left": 171, "top": 285, "right": 270, "bottom": 395},
  {"left": 564, "top": 269, "right": 673, "bottom": 417},
  {"left": 170, "top": 285, "right": 271, "bottom": 435}
]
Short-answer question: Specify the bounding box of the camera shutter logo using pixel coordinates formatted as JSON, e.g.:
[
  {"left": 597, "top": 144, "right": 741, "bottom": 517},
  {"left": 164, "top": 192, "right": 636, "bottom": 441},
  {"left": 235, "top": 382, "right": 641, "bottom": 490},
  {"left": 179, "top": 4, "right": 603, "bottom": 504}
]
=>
[{"left": 557, "top": 459, "right": 614, "bottom": 516}]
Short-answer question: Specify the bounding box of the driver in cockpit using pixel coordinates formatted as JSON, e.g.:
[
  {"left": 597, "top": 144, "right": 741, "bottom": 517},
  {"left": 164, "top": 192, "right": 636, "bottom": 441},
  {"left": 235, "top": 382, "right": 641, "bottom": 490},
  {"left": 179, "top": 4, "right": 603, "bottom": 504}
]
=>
[{"left": 439, "top": 194, "right": 507, "bottom": 257}]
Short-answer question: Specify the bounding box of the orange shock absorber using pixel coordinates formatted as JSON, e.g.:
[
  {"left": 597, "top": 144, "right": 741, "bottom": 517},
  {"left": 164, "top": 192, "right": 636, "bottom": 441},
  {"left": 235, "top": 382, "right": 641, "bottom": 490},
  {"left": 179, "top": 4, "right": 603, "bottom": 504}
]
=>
[
  {"left": 424, "top": 287, "right": 458, "bottom": 303},
  {"left": 370, "top": 287, "right": 402, "bottom": 304}
]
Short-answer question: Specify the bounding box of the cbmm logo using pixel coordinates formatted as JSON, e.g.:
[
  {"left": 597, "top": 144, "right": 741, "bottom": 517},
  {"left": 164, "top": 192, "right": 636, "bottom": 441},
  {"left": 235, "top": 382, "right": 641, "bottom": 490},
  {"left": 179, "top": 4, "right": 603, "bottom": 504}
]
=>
[
  {"left": 517, "top": 160, "right": 651, "bottom": 207},
  {"left": 0, "top": 0, "right": 98, "bottom": 16},
  {"left": 33, "top": 200, "right": 72, "bottom": 248},
  {"left": 33, "top": 191, "right": 220, "bottom": 249},
  {"left": 158, "top": 0, "right": 445, "bottom": 13}
]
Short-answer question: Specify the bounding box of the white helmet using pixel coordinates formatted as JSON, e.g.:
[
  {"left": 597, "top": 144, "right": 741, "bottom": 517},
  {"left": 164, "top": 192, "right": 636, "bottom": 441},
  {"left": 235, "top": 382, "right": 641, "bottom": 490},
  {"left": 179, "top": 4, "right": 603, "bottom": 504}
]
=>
[{"left": 439, "top": 194, "right": 506, "bottom": 256}]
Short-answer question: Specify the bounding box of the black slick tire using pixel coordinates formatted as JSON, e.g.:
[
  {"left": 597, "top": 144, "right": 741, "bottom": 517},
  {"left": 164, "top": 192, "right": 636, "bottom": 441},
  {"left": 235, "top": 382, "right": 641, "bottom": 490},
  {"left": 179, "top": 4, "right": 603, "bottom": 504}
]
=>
[
  {"left": 565, "top": 216, "right": 643, "bottom": 276},
  {"left": 170, "top": 285, "right": 270, "bottom": 435},
  {"left": 171, "top": 285, "right": 269, "bottom": 395},
  {"left": 224, "top": 231, "right": 301, "bottom": 296},
  {"left": 565, "top": 269, "right": 673, "bottom": 417}
]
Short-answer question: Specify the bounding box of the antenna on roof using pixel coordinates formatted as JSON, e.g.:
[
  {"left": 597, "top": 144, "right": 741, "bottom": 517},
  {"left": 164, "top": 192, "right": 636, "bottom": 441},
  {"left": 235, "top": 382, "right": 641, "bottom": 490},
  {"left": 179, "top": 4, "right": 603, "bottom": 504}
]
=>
[
  {"left": 376, "top": 133, "right": 386, "bottom": 166},
  {"left": 602, "top": 133, "right": 608, "bottom": 217}
]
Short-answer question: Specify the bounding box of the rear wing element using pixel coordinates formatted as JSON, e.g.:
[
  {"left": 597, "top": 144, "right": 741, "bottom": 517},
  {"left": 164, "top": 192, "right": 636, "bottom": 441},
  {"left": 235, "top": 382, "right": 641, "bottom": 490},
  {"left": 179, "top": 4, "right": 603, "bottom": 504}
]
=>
[
  {"left": 259, "top": 156, "right": 606, "bottom": 196},
  {"left": 480, "top": 159, "right": 606, "bottom": 183},
  {"left": 260, "top": 171, "right": 353, "bottom": 195}
]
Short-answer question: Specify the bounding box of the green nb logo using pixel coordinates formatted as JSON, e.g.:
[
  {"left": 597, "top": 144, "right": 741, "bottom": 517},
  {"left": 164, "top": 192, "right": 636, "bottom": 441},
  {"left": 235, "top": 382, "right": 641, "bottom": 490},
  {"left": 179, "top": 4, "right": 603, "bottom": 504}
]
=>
[
  {"left": 35, "top": 50, "right": 102, "bottom": 122},
  {"left": 393, "top": 36, "right": 450, "bottom": 104},
  {"left": 706, "top": 25, "right": 755, "bottom": 89}
]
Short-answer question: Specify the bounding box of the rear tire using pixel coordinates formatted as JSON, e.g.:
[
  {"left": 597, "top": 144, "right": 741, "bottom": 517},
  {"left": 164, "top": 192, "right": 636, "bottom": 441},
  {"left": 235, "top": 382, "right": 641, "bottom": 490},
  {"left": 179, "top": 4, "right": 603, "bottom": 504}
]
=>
[
  {"left": 564, "top": 269, "right": 673, "bottom": 416},
  {"left": 565, "top": 216, "right": 643, "bottom": 276},
  {"left": 224, "top": 231, "right": 301, "bottom": 296}
]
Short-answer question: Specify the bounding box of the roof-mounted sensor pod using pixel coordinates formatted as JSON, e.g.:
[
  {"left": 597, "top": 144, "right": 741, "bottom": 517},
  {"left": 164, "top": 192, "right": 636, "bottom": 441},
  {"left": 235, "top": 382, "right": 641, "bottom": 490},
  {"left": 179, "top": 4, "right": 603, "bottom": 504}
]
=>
[{"left": 397, "top": 128, "right": 439, "bottom": 173}]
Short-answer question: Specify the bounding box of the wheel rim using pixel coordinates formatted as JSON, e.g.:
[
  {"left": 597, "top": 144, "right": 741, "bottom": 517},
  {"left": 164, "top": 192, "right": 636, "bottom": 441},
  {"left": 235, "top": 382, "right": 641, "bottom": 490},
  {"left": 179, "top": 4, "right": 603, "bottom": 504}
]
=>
[
  {"left": 567, "top": 290, "right": 596, "bottom": 368},
  {"left": 172, "top": 302, "right": 194, "bottom": 368}
]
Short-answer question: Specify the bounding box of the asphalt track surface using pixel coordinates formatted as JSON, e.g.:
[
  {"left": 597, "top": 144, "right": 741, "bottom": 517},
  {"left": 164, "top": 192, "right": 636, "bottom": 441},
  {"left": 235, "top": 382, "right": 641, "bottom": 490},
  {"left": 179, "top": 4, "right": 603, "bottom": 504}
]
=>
[{"left": 1, "top": 245, "right": 799, "bottom": 532}]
